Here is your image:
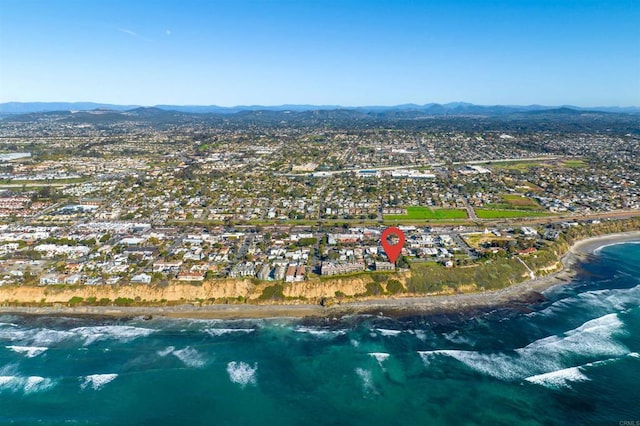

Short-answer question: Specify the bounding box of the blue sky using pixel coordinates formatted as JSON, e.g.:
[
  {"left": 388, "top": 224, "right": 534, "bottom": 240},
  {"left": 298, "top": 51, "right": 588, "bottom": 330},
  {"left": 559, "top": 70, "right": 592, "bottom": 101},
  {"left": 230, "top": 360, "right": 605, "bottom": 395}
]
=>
[{"left": 1, "top": 0, "right": 638, "bottom": 106}]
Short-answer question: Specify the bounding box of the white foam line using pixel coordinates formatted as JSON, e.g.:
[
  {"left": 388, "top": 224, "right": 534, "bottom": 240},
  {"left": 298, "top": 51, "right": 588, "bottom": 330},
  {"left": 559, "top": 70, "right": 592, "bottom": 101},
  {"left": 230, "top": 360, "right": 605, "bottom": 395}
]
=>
[
  {"left": 593, "top": 240, "right": 640, "bottom": 255},
  {"left": 524, "top": 366, "right": 589, "bottom": 388},
  {"left": 6, "top": 345, "right": 48, "bottom": 358}
]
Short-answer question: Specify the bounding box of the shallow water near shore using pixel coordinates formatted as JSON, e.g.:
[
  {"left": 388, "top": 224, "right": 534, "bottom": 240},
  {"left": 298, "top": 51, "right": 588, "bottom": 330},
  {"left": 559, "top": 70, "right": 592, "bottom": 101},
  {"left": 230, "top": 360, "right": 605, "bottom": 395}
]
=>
[{"left": 1, "top": 242, "right": 639, "bottom": 425}]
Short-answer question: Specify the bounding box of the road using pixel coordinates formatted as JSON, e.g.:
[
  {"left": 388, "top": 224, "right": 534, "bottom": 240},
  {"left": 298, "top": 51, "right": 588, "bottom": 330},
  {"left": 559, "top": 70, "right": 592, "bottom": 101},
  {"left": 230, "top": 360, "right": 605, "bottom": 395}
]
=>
[{"left": 282, "top": 156, "right": 562, "bottom": 177}]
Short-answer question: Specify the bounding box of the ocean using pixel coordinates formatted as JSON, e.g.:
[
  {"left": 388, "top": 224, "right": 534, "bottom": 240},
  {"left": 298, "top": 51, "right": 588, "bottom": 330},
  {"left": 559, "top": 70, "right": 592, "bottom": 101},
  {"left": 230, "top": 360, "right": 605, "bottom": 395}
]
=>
[{"left": 1, "top": 241, "right": 639, "bottom": 425}]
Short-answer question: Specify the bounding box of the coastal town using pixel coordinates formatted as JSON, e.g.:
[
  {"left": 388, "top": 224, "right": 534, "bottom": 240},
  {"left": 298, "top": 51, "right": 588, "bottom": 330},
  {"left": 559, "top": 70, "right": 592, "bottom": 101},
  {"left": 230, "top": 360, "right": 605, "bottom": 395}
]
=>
[{"left": 0, "top": 108, "right": 638, "bottom": 297}]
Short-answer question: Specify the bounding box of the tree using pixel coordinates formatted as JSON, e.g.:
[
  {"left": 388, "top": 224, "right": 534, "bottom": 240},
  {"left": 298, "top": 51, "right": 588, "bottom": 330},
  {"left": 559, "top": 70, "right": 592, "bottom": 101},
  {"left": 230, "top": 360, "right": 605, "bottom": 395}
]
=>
[
  {"left": 386, "top": 279, "right": 404, "bottom": 295},
  {"left": 396, "top": 255, "right": 411, "bottom": 269}
]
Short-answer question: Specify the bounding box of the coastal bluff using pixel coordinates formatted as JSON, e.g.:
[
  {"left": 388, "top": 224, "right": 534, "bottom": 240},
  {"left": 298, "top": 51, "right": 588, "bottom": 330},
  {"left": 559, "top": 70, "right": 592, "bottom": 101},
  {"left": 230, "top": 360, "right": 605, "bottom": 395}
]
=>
[{"left": 0, "top": 273, "right": 410, "bottom": 307}]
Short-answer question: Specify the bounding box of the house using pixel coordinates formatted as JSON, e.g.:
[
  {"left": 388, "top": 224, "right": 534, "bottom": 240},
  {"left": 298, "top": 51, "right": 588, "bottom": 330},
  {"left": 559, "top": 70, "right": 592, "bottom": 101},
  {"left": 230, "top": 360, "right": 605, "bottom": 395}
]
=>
[
  {"left": 294, "top": 265, "right": 305, "bottom": 282},
  {"left": 517, "top": 247, "right": 538, "bottom": 256},
  {"left": 63, "top": 274, "right": 82, "bottom": 284},
  {"left": 39, "top": 273, "right": 60, "bottom": 285},
  {"left": 85, "top": 277, "right": 104, "bottom": 285},
  {"left": 176, "top": 272, "right": 204, "bottom": 281},
  {"left": 130, "top": 273, "right": 151, "bottom": 284},
  {"left": 152, "top": 261, "right": 183, "bottom": 273},
  {"left": 320, "top": 262, "right": 364, "bottom": 276},
  {"left": 257, "top": 264, "right": 272, "bottom": 281},
  {"left": 374, "top": 261, "right": 395, "bottom": 271},
  {"left": 285, "top": 264, "right": 297, "bottom": 282}
]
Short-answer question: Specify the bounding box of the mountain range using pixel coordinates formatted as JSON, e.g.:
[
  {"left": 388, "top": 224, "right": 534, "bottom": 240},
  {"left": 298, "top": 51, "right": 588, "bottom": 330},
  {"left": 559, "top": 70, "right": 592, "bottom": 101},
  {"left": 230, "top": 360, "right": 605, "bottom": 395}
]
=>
[{"left": 1, "top": 101, "right": 639, "bottom": 115}]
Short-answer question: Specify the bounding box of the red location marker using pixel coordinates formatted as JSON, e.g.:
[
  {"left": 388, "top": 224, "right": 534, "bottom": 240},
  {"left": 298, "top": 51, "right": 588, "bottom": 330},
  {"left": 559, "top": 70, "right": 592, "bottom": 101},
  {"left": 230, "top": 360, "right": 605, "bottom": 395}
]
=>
[{"left": 381, "top": 227, "right": 405, "bottom": 264}]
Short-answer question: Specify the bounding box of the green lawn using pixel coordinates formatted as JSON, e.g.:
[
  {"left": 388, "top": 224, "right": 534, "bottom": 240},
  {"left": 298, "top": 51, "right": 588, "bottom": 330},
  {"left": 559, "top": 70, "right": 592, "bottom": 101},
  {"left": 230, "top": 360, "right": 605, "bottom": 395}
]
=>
[
  {"left": 385, "top": 206, "right": 468, "bottom": 220},
  {"left": 490, "top": 161, "right": 545, "bottom": 171},
  {"left": 475, "top": 209, "right": 552, "bottom": 219},
  {"left": 485, "top": 194, "right": 542, "bottom": 211},
  {"left": 562, "top": 160, "right": 587, "bottom": 168}
]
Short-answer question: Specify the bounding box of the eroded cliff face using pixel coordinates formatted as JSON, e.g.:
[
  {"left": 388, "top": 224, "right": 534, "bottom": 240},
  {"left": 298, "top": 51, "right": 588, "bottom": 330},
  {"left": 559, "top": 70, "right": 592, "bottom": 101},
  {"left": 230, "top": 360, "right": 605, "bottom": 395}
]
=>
[
  {"left": 283, "top": 278, "right": 368, "bottom": 299},
  {"left": 0, "top": 273, "right": 410, "bottom": 305},
  {"left": 0, "top": 279, "right": 256, "bottom": 304}
]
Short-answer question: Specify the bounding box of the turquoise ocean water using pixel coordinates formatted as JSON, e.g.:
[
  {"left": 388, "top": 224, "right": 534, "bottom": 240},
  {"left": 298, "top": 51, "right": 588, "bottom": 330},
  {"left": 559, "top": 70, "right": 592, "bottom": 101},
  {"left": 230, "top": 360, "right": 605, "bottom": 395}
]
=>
[{"left": 1, "top": 242, "right": 639, "bottom": 425}]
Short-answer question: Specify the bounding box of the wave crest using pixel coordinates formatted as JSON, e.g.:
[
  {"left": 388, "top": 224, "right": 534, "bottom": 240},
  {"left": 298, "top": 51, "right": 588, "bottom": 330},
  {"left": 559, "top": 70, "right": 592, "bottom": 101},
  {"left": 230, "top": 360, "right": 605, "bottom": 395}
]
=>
[
  {"left": 80, "top": 374, "right": 118, "bottom": 391},
  {"left": 226, "top": 361, "right": 257, "bottom": 388}
]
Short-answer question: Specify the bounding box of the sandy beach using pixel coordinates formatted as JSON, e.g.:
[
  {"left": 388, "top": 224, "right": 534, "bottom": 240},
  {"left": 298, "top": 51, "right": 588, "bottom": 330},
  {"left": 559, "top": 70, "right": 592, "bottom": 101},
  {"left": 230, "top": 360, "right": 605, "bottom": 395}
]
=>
[{"left": 2, "top": 230, "right": 639, "bottom": 320}]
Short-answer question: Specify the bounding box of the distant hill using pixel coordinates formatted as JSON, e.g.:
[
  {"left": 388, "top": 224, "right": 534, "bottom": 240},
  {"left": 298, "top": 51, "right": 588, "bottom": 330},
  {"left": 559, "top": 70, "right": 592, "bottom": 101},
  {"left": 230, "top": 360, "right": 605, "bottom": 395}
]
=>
[
  {"left": 0, "top": 102, "right": 139, "bottom": 114},
  {"left": 1, "top": 101, "right": 638, "bottom": 115}
]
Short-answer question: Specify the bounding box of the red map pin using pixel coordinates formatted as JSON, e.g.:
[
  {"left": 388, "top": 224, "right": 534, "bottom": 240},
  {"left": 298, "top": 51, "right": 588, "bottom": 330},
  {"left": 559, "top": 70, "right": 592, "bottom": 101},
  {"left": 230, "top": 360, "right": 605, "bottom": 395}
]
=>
[{"left": 381, "top": 227, "right": 405, "bottom": 264}]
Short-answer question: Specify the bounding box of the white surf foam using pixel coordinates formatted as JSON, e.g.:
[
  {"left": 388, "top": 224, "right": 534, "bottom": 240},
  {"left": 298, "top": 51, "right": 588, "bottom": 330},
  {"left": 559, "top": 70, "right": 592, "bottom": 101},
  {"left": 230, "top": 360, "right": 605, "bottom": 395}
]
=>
[
  {"left": 369, "top": 352, "right": 390, "bottom": 363},
  {"left": 375, "top": 328, "right": 402, "bottom": 337},
  {"left": 419, "top": 349, "right": 528, "bottom": 379},
  {"left": 70, "top": 325, "right": 155, "bottom": 346},
  {"left": 80, "top": 374, "right": 118, "bottom": 390},
  {"left": 355, "top": 368, "right": 376, "bottom": 394},
  {"left": 172, "top": 347, "right": 207, "bottom": 368},
  {"left": 517, "top": 313, "right": 628, "bottom": 360},
  {"left": 157, "top": 346, "right": 175, "bottom": 357},
  {"left": 525, "top": 367, "right": 589, "bottom": 388},
  {"left": 369, "top": 352, "right": 390, "bottom": 370},
  {"left": 294, "top": 326, "right": 346, "bottom": 337},
  {"left": 6, "top": 345, "right": 48, "bottom": 358},
  {"left": 204, "top": 328, "right": 255, "bottom": 337},
  {"left": 418, "top": 313, "right": 631, "bottom": 381},
  {"left": 593, "top": 241, "right": 640, "bottom": 255},
  {"left": 0, "top": 328, "right": 74, "bottom": 346},
  {"left": 533, "top": 284, "right": 640, "bottom": 321},
  {"left": 411, "top": 330, "right": 428, "bottom": 341},
  {"left": 226, "top": 361, "right": 257, "bottom": 388},
  {"left": 443, "top": 330, "right": 475, "bottom": 345},
  {"left": 0, "top": 375, "right": 55, "bottom": 394}
]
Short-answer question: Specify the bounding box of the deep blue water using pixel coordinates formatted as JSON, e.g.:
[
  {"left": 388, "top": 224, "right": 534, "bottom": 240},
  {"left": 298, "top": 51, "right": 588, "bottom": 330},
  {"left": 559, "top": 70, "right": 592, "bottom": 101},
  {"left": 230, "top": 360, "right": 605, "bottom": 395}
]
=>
[{"left": 1, "top": 242, "right": 639, "bottom": 425}]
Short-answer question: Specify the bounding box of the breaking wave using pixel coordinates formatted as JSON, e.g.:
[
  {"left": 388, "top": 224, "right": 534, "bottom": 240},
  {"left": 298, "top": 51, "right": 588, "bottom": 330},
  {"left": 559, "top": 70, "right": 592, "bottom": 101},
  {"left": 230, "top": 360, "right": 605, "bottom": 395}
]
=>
[
  {"left": 157, "top": 346, "right": 175, "bottom": 357},
  {"left": 204, "top": 328, "right": 255, "bottom": 337},
  {"left": 418, "top": 313, "right": 630, "bottom": 381},
  {"left": 374, "top": 329, "right": 402, "bottom": 337},
  {"left": 524, "top": 367, "right": 589, "bottom": 389},
  {"left": 69, "top": 325, "right": 155, "bottom": 346},
  {"left": 172, "top": 347, "right": 208, "bottom": 368},
  {"left": 0, "top": 375, "right": 56, "bottom": 394},
  {"left": 0, "top": 328, "right": 74, "bottom": 346},
  {"left": 80, "top": 374, "right": 118, "bottom": 391},
  {"left": 6, "top": 345, "right": 48, "bottom": 358},
  {"left": 226, "top": 361, "right": 257, "bottom": 388},
  {"left": 294, "top": 326, "right": 346, "bottom": 337}
]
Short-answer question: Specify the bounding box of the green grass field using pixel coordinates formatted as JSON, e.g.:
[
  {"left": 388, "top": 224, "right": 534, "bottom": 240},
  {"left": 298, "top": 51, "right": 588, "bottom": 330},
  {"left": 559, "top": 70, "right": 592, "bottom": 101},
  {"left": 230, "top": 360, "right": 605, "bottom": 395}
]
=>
[
  {"left": 475, "top": 209, "right": 552, "bottom": 219},
  {"left": 485, "top": 194, "right": 542, "bottom": 211},
  {"left": 490, "top": 161, "right": 545, "bottom": 171},
  {"left": 385, "top": 206, "right": 468, "bottom": 220},
  {"left": 562, "top": 160, "right": 587, "bottom": 168}
]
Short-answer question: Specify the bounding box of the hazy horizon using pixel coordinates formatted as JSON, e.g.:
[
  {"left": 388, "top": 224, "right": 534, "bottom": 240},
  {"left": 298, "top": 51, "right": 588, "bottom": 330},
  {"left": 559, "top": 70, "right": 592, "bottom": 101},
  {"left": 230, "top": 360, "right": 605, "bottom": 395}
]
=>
[{"left": 2, "top": 100, "right": 639, "bottom": 109}]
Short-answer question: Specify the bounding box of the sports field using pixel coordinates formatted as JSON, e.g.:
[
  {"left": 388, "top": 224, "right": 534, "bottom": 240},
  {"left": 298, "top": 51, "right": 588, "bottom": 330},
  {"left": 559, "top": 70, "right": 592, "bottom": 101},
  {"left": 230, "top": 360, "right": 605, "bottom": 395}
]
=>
[
  {"left": 385, "top": 206, "right": 468, "bottom": 220},
  {"left": 475, "top": 209, "right": 552, "bottom": 219}
]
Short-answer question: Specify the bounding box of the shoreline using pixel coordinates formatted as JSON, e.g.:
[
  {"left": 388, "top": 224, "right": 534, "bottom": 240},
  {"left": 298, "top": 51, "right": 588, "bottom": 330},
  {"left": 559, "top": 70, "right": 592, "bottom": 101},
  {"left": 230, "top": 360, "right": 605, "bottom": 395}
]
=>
[{"left": 1, "top": 230, "right": 639, "bottom": 321}]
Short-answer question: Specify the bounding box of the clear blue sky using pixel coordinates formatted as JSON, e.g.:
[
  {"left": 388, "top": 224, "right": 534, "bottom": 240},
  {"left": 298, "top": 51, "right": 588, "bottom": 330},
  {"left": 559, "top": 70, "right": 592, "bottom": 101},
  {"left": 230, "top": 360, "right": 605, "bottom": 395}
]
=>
[{"left": 1, "top": 0, "right": 639, "bottom": 106}]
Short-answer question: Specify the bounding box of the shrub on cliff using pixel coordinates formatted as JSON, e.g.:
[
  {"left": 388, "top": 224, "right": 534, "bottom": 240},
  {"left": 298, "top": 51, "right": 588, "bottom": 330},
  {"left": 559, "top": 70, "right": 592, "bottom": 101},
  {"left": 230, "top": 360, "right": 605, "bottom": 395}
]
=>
[
  {"left": 365, "top": 282, "right": 384, "bottom": 296},
  {"left": 68, "top": 296, "right": 84, "bottom": 307},
  {"left": 386, "top": 279, "right": 404, "bottom": 295},
  {"left": 259, "top": 284, "right": 285, "bottom": 301}
]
